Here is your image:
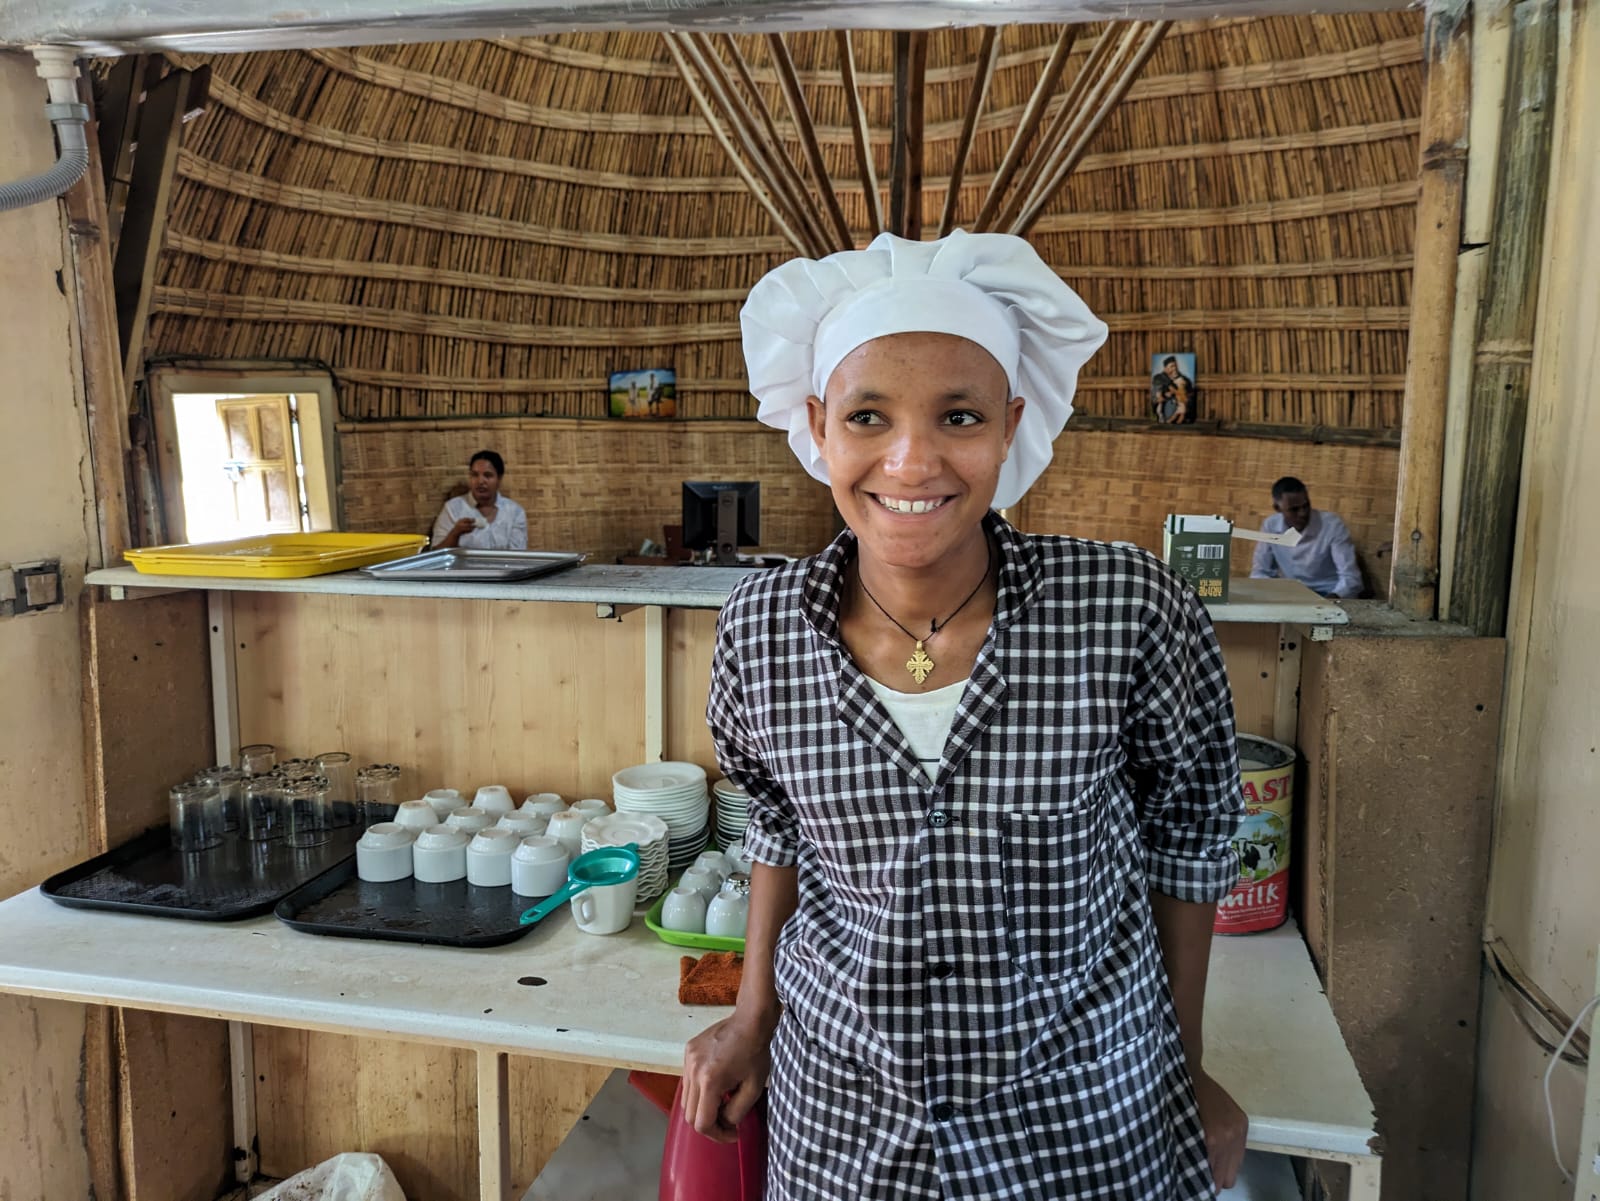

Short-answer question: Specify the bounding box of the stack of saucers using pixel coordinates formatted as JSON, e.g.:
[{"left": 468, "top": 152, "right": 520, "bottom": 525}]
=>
[
  {"left": 612, "top": 762, "right": 710, "bottom": 874},
  {"left": 712, "top": 778, "right": 750, "bottom": 849},
  {"left": 581, "top": 811, "right": 670, "bottom": 902}
]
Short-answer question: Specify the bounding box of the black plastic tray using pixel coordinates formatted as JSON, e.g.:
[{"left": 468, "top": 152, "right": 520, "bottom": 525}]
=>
[
  {"left": 41, "top": 825, "right": 361, "bottom": 921},
  {"left": 274, "top": 858, "right": 551, "bottom": 947}
]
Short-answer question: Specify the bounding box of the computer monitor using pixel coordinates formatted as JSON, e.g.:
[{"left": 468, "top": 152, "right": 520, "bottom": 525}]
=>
[{"left": 682, "top": 481, "right": 760, "bottom": 566}]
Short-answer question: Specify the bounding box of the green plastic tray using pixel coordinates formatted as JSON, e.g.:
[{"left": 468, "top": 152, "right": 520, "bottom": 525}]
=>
[{"left": 643, "top": 891, "right": 745, "bottom": 953}]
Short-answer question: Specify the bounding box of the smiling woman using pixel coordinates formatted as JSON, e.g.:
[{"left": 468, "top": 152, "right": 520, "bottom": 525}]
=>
[{"left": 681, "top": 230, "right": 1253, "bottom": 1199}]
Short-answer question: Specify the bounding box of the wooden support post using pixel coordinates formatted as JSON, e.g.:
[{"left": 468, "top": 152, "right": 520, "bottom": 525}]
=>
[
  {"left": 663, "top": 35, "right": 812, "bottom": 256},
  {"left": 63, "top": 76, "right": 133, "bottom": 568},
  {"left": 974, "top": 25, "right": 1079, "bottom": 232},
  {"left": 112, "top": 67, "right": 193, "bottom": 401},
  {"left": 766, "top": 33, "right": 852, "bottom": 250},
  {"left": 940, "top": 27, "right": 1001, "bottom": 238},
  {"left": 890, "top": 31, "right": 910, "bottom": 238},
  {"left": 903, "top": 32, "right": 927, "bottom": 240},
  {"left": 1390, "top": 0, "right": 1471, "bottom": 619},
  {"left": 477, "top": 1050, "right": 511, "bottom": 1201},
  {"left": 835, "top": 31, "right": 883, "bottom": 235},
  {"left": 93, "top": 53, "right": 153, "bottom": 253},
  {"left": 1010, "top": 23, "right": 1172, "bottom": 237},
  {"left": 1449, "top": 0, "right": 1559, "bottom": 636}
]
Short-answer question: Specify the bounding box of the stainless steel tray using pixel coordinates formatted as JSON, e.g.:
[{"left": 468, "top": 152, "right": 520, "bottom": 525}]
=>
[{"left": 359, "top": 549, "right": 585, "bottom": 582}]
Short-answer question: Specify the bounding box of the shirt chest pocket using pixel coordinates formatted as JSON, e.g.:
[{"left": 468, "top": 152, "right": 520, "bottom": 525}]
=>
[{"left": 1000, "top": 784, "right": 1122, "bottom": 982}]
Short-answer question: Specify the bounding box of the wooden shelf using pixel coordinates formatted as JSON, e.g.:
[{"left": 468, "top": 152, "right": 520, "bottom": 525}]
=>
[{"left": 86, "top": 564, "right": 1350, "bottom": 626}]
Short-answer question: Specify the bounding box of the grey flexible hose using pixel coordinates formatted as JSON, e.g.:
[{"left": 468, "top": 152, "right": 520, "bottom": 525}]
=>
[{"left": 0, "top": 101, "right": 91, "bottom": 212}]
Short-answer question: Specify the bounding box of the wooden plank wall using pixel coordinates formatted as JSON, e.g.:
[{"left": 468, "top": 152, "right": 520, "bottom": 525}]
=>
[{"left": 227, "top": 592, "right": 1276, "bottom": 1198}]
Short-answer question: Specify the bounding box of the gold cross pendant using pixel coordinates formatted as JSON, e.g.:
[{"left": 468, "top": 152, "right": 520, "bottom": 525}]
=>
[{"left": 906, "top": 641, "right": 935, "bottom": 685}]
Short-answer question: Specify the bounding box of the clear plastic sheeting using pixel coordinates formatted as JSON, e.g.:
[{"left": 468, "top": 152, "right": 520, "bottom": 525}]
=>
[{"left": 254, "top": 1153, "right": 406, "bottom": 1201}]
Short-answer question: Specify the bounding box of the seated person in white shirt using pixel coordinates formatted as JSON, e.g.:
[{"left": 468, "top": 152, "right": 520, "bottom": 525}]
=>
[
  {"left": 1249, "top": 475, "right": 1363, "bottom": 599},
  {"left": 430, "top": 450, "right": 528, "bottom": 550}
]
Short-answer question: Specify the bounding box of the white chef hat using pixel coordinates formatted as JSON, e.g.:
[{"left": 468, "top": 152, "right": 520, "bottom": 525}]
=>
[{"left": 740, "top": 229, "right": 1108, "bottom": 509}]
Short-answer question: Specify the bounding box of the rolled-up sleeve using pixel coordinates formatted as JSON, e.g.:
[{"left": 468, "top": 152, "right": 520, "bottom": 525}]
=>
[
  {"left": 1123, "top": 584, "right": 1243, "bottom": 902},
  {"left": 706, "top": 606, "right": 801, "bottom": 867}
]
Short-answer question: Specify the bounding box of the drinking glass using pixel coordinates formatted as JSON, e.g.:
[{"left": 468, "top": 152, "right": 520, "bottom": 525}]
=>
[
  {"left": 316, "top": 752, "right": 357, "bottom": 828},
  {"left": 169, "top": 782, "right": 224, "bottom": 852},
  {"left": 356, "top": 764, "right": 402, "bottom": 827},
  {"left": 194, "top": 766, "right": 244, "bottom": 834},
  {"left": 283, "top": 776, "right": 333, "bottom": 849},
  {"left": 243, "top": 774, "right": 285, "bottom": 842},
  {"left": 239, "top": 744, "right": 277, "bottom": 776}
]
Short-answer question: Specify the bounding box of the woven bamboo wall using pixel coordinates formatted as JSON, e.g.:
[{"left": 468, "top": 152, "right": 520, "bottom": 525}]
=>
[
  {"left": 343, "top": 419, "right": 1397, "bottom": 588},
  {"left": 143, "top": 13, "right": 1421, "bottom": 437},
  {"left": 339, "top": 420, "right": 838, "bottom": 560},
  {"left": 1014, "top": 429, "right": 1399, "bottom": 588}
]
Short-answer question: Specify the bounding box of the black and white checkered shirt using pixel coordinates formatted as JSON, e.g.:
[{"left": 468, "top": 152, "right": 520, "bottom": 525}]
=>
[{"left": 707, "top": 513, "right": 1242, "bottom": 1200}]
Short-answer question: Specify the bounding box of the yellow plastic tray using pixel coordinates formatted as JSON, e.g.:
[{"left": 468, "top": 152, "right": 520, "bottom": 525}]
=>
[{"left": 125, "top": 533, "right": 428, "bottom": 579}]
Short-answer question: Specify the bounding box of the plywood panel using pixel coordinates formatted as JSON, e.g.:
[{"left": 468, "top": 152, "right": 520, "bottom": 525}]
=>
[
  {"left": 239, "top": 594, "right": 652, "bottom": 1199},
  {"left": 1213, "top": 622, "right": 1279, "bottom": 740},
  {"left": 665, "top": 608, "right": 719, "bottom": 769},
  {"left": 1298, "top": 630, "right": 1502, "bottom": 1201},
  {"left": 233, "top": 593, "right": 648, "bottom": 799}
]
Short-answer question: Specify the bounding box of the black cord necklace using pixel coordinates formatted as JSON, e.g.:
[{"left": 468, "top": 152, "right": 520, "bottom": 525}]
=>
[{"left": 856, "top": 539, "right": 995, "bottom": 685}]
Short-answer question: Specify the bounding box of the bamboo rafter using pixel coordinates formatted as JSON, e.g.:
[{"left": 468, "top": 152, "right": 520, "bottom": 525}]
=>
[
  {"left": 975, "top": 25, "right": 1080, "bottom": 231},
  {"left": 940, "top": 27, "right": 1002, "bottom": 237},
  {"left": 835, "top": 30, "right": 884, "bottom": 234},
  {"left": 1008, "top": 22, "right": 1174, "bottom": 235}
]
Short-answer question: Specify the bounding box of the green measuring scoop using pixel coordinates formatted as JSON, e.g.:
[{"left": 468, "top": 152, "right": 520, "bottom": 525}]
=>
[{"left": 518, "top": 844, "right": 640, "bottom": 926}]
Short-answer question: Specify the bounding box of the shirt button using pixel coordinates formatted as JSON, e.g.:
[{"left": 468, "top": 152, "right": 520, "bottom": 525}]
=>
[
  {"left": 931, "top": 1102, "right": 955, "bottom": 1121},
  {"left": 928, "top": 962, "right": 955, "bottom": 980},
  {"left": 928, "top": 810, "right": 951, "bottom": 828}
]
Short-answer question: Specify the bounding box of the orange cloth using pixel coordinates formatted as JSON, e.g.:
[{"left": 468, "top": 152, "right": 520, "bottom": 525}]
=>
[{"left": 678, "top": 952, "right": 744, "bottom": 1006}]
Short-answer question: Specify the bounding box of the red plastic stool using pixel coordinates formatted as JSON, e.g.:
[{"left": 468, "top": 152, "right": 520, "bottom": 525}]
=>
[{"left": 629, "top": 1071, "right": 767, "bottom": 1201}]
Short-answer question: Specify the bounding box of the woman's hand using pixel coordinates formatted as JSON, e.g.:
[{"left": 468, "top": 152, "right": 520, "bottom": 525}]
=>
[
  {"left": 681, "top": 1011, "right": 775, "bottom": 1143},
  {"left": 1192, "top": 1067, "right": 1248, "bottom": 1189}
]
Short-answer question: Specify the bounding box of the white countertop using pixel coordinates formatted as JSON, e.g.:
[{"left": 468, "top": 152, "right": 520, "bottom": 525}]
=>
[
  {"left": 85, "top": 565, "right": 1348, "bottom": 626},
  {"left": 0, "top": 889, "right": 1374, "bottom": 1157}
]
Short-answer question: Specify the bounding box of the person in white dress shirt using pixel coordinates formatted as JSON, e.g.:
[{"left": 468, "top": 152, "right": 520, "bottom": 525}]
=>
[{"left": 430, "top": 450, "right": 528, "bottom": 550}]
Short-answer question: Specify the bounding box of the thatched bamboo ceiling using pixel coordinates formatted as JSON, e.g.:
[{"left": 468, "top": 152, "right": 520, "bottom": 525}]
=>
[{"left": 144, "top": 14, "right": 1422, "bottom": 434}]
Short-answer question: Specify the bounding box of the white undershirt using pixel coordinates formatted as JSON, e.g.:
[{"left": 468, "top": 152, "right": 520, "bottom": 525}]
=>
[{"left": 865, "top": 677, "right": 967, "bottom": 783}]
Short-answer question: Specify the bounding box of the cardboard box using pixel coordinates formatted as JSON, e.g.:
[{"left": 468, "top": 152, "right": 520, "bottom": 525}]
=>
[{"left": 1163, "top": 514, "right": 1232, "bottom": 601}]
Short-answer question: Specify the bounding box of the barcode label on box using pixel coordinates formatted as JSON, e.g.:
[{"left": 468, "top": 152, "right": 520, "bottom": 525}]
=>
[{"left": 1197, "top": 545, "right": 1225, "bottom": 560}]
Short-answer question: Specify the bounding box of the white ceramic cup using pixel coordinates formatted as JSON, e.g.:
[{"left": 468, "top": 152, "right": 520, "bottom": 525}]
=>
[
  {"left": 423, "top": 788, "right": 466, "bottom": 820},
  {"left": 705, "top": 892, "right": 749, "bottom": 939},
  {"left": 520, "top": 793, "right": 567, "bottom": 819},
  {"left": 465, "top": 828, "right": 519, "bottom": 886},
  {"left": 660, "top": 886, "right": 707, "bottom": 934},
  {"left": 571, "top": 874, "right": 639, "bottom": 936},
  {"left": 570, "top": 797, "right": 611, "bottom": 820},
  {"left": 395, "top": 799, "right": 440, "bottom": 832},
  {"left": 693, "top": 851, "right": 731, "bottom": 882},
  {"left": 412, "top": 826, "right": 469, "bottom": 883},
  {"left": 472, "top": 785, "right": 515, "bottom": 816},
  {"left": 444, "top": 807, "right": 496, "bottom": 835},
  {"left": 511, "top": 836, "right": 569, "bottom": 897},
  {"left": 722, "top": 842, "right": 753, "bottom": 874},
  {"left": 546, "top": 810, "right": 590, "bottom": 859},
  {"left": 496, "top": 812, "right": 547, "bottom": 839},
  {"left": 356, "top": 822, "right": 416, "bottom": 882},
  {"left": 678, "top": 866, "right": 720, "bottom": 905}
]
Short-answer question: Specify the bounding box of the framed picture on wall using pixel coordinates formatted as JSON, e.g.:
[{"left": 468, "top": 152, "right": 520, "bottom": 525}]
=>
[
  {"left": 609, "top": 368, "right": 677, "bottom": 419},
  {"left": 1150, "top": 352, "right": 1198, "bottom": 425}
]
